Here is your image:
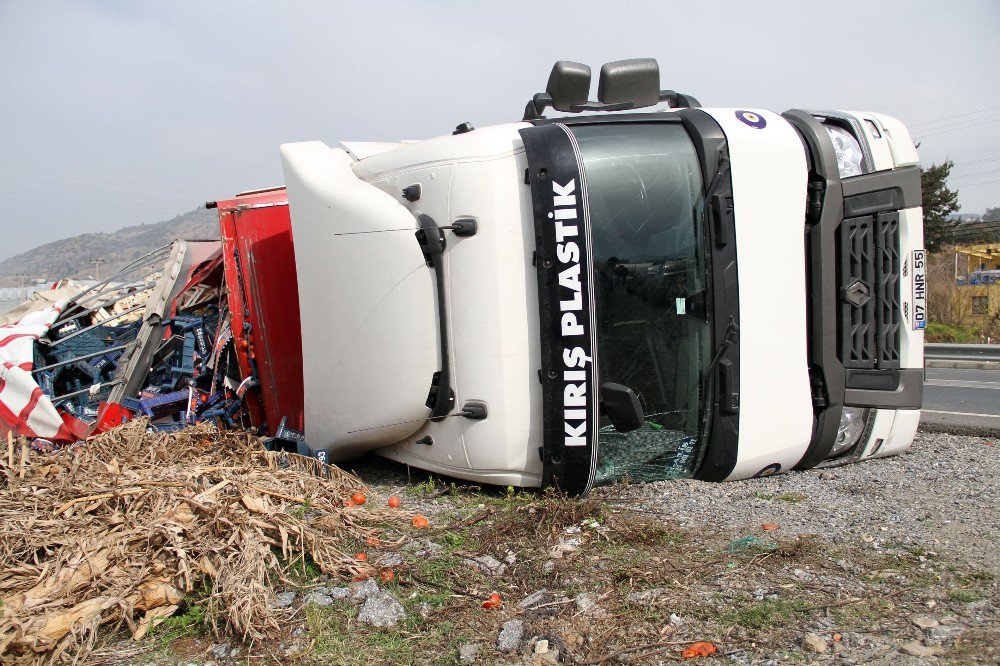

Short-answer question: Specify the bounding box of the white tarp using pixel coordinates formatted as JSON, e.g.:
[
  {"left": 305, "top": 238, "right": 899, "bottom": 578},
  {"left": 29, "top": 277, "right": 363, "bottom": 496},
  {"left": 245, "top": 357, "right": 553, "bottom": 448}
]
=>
[{"left": 0, "top": 300, "right": 87, "bottom": 441}]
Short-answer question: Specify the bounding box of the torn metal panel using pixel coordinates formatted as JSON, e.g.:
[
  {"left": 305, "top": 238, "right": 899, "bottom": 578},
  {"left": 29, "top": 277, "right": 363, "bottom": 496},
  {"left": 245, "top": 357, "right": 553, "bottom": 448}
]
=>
[{"left": 109, "top": 241, "right": 192, "bottom": 403}]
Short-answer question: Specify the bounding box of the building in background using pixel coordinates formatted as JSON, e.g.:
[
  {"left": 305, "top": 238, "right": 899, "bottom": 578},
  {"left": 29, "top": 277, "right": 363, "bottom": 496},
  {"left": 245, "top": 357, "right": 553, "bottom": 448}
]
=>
[{"left": 954, "top": 243, "right": 1000, "bottom": 324}]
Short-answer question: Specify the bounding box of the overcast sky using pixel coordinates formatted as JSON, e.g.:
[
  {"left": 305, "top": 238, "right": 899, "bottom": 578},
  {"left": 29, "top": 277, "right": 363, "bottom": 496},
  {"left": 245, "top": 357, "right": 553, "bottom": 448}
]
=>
[{"left": 1, "top": 0, "right": 998, "bottom": 261}]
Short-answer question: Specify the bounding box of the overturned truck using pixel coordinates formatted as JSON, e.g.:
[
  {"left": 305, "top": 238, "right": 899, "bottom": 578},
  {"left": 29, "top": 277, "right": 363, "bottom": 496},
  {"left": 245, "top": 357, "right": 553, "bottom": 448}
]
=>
[{"left": 269, "top": 58, "right": 924, "bottom": 495}]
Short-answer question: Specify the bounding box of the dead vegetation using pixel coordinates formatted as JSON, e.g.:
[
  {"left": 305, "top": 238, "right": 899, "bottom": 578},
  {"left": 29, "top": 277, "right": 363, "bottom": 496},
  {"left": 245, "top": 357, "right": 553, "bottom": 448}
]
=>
[
  {"left": 1, "top": 435, "right": 997, "bottom": 665},
  {"left": 0, "top": 420, "right": 408, "bottom": 664}
]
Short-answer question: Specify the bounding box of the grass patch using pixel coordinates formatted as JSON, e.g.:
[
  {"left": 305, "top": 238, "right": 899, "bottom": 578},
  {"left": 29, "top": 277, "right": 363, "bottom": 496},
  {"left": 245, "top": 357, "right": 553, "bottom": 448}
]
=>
[
  {"left": 151, "top": 598, "right": 208, "bottom": 644},
  {"left": 281, "top": 552, "right": 325, "bottom": 586},
  {"left": 411, "top": 554, "right": 466, "bottom": 588},
  {"left": 925, "top": 321, "right": 981, "bottom": 343},
  {"left": 304, "top": 598, "right": 470, "bottom": 665},
  {"left": 711, "top": 599, "right": 810, "bottom": 631},
  {"left": 948, "top": 588, "right": 985, "bottom": 603}
]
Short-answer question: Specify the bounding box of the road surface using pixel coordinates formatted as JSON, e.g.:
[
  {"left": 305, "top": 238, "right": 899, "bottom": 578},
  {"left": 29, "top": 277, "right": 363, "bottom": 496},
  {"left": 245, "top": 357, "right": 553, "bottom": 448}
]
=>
[{"left": 922, "top": 367, "right": 1000, "bottom": 433}]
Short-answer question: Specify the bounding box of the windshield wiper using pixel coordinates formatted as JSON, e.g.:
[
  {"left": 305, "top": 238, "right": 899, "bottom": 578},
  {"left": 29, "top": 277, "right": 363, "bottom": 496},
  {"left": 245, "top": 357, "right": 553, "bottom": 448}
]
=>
[
  {"left": 703, "top": 152, "right": 732, "bottom": 248},
  {"left": 698, "top": 316, "right": 739, "bottom": 437},
  {"left": 695, "top": 147, "right": 737, "bottom": 442}
]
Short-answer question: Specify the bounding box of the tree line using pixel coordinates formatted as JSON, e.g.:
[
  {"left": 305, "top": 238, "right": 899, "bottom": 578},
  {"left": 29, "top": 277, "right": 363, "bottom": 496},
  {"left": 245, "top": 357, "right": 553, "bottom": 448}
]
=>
[{"left": 922, "top": 160, "right": 999, "bottom": 252}]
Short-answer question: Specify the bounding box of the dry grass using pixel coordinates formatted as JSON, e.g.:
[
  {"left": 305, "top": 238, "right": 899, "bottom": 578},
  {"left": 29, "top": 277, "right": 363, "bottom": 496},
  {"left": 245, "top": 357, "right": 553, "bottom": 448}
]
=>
[{"left": 0, "top": 420, "right": 409, "bottom": 664}]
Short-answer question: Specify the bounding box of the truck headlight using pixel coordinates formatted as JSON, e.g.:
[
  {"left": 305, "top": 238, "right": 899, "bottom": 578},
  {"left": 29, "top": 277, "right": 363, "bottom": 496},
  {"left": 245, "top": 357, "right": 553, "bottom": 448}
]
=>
[
  {"left": 830, "top": 406, "right": 870, "bottom": 457},
  {"left": 824, "top": 125, "right": 864, "bottom": 178}
]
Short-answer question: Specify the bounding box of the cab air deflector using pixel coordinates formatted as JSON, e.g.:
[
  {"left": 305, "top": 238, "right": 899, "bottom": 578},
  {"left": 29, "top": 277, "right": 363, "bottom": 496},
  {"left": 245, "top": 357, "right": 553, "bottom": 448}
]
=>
[
  {"left": 781, "top": 109, "right": 847, "bottom": 470},
  {"left": 519, "top": 123, "right": 599, "bottom": 497}
]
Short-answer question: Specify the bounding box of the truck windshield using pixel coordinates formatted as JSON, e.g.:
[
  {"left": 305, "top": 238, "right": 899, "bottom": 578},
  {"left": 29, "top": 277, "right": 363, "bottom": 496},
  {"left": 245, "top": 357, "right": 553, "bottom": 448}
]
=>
[{"left": 567, "top": 122, "right": 711, "bottom": 484}]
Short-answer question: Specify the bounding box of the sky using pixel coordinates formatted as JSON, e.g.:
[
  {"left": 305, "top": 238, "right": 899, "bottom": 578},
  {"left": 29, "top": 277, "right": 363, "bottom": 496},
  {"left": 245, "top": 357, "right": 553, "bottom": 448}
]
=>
[{"left": 0, "top": 0, "right": 998, "bottom": 261}]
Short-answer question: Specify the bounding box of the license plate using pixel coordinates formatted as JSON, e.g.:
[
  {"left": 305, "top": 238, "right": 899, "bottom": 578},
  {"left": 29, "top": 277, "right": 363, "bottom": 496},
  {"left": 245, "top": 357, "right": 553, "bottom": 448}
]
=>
[{"left": 912, "top": 249, "right": 926, "bottom": 330}]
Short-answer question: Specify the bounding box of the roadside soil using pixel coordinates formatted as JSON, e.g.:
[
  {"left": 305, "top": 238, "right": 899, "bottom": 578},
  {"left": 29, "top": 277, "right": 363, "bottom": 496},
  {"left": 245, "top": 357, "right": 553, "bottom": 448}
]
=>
[{"left": 43, "top": 429, "right": 1000, "bottom": 665}]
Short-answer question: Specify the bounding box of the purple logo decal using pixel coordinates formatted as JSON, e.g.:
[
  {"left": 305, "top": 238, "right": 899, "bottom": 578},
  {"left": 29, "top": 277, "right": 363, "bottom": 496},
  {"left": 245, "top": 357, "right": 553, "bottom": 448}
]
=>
[
  {"left": 752, "top": 462, "right": 782, "bottom": 478},
  {"left": 735, "top": 110, "right": 767, "bottom": 129}
]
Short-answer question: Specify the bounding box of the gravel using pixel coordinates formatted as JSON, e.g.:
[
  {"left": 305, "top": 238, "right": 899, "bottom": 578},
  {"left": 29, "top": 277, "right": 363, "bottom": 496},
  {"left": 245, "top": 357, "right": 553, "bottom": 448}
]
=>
[
  {"left": 597, "top": 430, "right": 1000, "bottom": 572},
  {"left": 349, "top": 429, "right": 998, "bottom": 572},
  {"left": 250, "top": 428, "right": 997, "bottom": 665}
]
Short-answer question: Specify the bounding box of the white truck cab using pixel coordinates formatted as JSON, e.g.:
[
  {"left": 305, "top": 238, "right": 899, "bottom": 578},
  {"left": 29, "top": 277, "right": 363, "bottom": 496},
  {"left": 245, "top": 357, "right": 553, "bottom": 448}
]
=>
[{"left": 280, "top": 59, "right": 924, "bottom": 495}]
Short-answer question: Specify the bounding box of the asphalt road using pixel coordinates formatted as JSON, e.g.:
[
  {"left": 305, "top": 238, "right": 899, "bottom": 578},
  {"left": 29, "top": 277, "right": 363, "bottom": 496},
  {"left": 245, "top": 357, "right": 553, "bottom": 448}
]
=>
[{"left": 922, "top": 367, "right": 1000, "bottom": 432}]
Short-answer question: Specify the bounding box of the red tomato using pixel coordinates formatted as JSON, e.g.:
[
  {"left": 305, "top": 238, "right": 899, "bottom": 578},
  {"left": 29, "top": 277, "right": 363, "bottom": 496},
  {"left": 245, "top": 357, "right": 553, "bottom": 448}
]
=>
[
  {"left": 351, "top": 492, "right": 367, "bottom": 506},
  {"left": 482, "top": 592, "right": 502, "bottom": 609},
  {"left": 355, "top": 552, "right": 367, "bottom": 562},
  {"left": 411, "top": 515, "right": 429, "bottom": 528},
  {"left": 387, "top": 496, "right": 401, "bottom": 508},
  {"left": 681, "top": 642, "right": 717, "bottom": 659}
]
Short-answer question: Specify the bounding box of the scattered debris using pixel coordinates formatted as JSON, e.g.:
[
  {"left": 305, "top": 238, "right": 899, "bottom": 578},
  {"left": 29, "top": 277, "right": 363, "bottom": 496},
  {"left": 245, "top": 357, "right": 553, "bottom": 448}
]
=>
[
  {"left": 726, "top": 535, "right": 776, "bottom": 553},
  {"left": 899, "top": 641, "right": 945, "bottom": 657},
  {"left": 497, "top": 619, "right": 525, "bottom": 651},
  {"left": 271, "top": 591, "right": 296, "bottom": 610},
  {"left": 574, "top": 592, "right": 606, "bottom": 616},
  {"left": 1, "top": 194, "right": 312, "bottom": 459},
  {"left": 519, "top": 590, "right": 551, "bottom": 608},
  {"left": 464, "top": 553, "right": 507, "bottom": 576},
  {"left": 626, "top": 588, "right": 667, "bottom": 604},
  {"left": 328, "top": 587, "right": 351, "bottom": 600},
  {"left": 548, "top": 537, "right": 580, "bottom": 559},
  {"left": 459, "top": 642, "right": 481, "bottom": 664},
  {"left": 351, "top": 579, "right": 381, "bottom": 603},
  {"left": 303, "top": 591, "right": 335, "bottom": 607},
  {"left": 801, "top": 632, "right": 828, "bottom": 653},
  {"left": 356, "top": 589, "right": 406, "bottom": 628}
]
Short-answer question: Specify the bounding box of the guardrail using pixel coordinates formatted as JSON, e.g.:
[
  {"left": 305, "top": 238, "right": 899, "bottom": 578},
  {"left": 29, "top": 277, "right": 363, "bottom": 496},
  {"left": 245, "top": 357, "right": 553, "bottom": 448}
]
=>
[{"left": 925, "top": 343, "right": 1000, "bottom": 362}]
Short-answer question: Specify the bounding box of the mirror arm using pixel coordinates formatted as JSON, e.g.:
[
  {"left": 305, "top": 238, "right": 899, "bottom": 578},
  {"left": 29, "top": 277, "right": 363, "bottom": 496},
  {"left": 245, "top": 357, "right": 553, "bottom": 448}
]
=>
[{"left": 523, "top": 93, "right": 553, "bottom": 121}]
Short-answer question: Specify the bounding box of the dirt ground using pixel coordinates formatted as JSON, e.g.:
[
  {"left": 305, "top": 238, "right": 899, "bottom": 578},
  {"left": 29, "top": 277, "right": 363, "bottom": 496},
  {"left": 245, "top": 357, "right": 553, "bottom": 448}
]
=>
[{"left": 4, "top": 428, "right": 997, "bottom": 665}]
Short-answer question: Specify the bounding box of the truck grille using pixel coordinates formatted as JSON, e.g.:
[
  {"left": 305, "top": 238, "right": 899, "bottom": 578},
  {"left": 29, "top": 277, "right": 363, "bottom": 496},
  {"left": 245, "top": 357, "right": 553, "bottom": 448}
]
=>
[
  {"left": 837, "top": 213, "right": 901, "bottom": 370},
  {"left": 874, "top": 213, "right": 901, "bottom": 368}
]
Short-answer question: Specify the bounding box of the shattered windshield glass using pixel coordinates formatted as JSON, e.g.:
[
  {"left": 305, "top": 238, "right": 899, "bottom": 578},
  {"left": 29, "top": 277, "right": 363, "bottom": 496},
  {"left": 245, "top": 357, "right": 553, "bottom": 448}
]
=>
[{"left": 567, "top": 122, "right": 711, "bottom": 484}]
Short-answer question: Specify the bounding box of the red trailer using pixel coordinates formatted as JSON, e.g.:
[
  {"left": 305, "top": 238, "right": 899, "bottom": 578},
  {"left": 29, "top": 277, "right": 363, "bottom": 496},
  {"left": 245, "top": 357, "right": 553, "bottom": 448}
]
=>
[{"left": 213, "top": 188, "right": 304, "bottom": 437}]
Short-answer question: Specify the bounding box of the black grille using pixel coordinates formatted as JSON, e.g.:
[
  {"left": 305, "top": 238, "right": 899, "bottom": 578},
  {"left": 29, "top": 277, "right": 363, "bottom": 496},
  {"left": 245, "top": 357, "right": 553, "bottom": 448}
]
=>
[
  {"left": 837, "top": 216, "right": 875, "bottom": 368},
  {"left": 874, "top": 213, "right": 901, "bottom": 368},
  {"left": 836, "top": 214, "right": 901, "bottom": 370}
]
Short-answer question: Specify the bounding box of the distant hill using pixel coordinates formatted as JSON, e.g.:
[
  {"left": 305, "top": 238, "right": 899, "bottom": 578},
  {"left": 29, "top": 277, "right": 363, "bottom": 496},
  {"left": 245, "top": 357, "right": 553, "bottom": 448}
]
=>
[{"left": 0, "top": 207, "right": 220, "bottom": 286}]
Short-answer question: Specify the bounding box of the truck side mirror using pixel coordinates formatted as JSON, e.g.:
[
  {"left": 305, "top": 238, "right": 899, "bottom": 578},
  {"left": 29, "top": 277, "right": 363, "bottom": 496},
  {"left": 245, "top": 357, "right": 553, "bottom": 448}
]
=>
[
  {"left": 600, "top": 382, "right": 645, "bottom": 433},
  {"left": 598, "top": 58, "right": 661, "bottom": 107},
  {"left": 547, "top": 61, "right": 591, "bottom": 112}
]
